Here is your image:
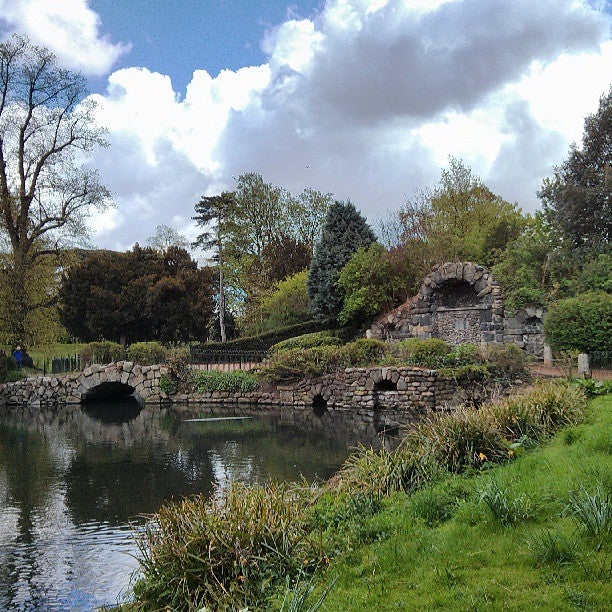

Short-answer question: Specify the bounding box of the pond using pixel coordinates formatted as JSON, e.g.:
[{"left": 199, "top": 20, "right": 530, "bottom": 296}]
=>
[{"left": 0, "top": 400, "right": 406, "bottom": 611}]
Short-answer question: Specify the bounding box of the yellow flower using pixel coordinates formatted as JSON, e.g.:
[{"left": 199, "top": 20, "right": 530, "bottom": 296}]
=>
[{"left": 478, "top": 452, "right": 487, "bottom": 462}]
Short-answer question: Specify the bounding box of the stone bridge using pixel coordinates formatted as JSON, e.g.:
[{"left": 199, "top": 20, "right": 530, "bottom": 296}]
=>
[{"left": 0, "top": 361, "right": 166, "bottom": 407}]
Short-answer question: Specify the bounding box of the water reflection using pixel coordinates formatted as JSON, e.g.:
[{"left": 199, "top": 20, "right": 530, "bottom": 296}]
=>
[{"left": 0, "top": 401, "right": 405, "bottom": 610}]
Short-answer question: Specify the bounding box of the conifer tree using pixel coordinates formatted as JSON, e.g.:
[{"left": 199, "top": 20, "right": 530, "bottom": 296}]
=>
[{"left": 307, "top": 201, "right": 376, "bottom": 322}]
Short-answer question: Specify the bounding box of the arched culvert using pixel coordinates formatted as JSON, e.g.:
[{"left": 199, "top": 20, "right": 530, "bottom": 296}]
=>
[
  {"left": 312, "top": 394, "right": 328, "bottom": 417},
  {"left": 374, "top": 379, "right": 397, "bottom": 392},
  {"left": 82, "top": 381, "right": 138, "bottom": 403}
]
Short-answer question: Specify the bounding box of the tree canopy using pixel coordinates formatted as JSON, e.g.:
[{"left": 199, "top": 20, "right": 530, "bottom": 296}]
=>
[
  {"left": 540, "top": 87, "right": 611, "bottom": 250},
  {"left": 396, "top": 158, "right": 524, "bottom": 267},
  {"left": 59, "top": 246, "right": 214, "bottom": 344},
  {"left": 0, "top": 35, "right": 110, "bottom": 343}
]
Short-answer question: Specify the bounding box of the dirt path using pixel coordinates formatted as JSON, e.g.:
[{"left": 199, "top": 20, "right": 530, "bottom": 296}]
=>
[{"left": 528, "top": 363, "right": 612, "bottom": 380}]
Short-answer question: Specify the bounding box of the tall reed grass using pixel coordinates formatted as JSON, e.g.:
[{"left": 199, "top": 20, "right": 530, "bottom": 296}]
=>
[{"left": 132, "top": 483, "right": 318, "bottom": 611}]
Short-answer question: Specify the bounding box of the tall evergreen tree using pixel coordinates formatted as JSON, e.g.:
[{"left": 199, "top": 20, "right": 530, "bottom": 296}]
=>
[
  {"left": 307, "top": 201, "right": 376, "bottom": 322},
  {"left": 192, "top": 192, "right": 238, "bottom": 342}
]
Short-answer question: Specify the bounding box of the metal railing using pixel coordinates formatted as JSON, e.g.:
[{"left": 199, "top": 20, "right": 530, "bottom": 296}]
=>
[{"left": 189, "top": 348, "right": 267, "bottom": 366}]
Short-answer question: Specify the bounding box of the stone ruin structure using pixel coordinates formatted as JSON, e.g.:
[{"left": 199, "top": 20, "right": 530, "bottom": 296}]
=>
[{"left": 367, "top": 262, "right": 545, "bottom": 357}]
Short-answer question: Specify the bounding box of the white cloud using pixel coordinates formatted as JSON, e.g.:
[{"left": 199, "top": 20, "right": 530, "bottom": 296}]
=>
[
  {"left": 0, "top": 0, "right": 128, "bottom": 75},
  {"left": 17, "top": 0, "right": 607, "bottom": 247}
]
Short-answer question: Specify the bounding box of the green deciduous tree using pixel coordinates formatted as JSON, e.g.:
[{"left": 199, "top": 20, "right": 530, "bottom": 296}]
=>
[
  {"left": 0, "top": 35, "right": 110, "bottom": 343},
  {"left": 539, "top": 87, "right": 611, "bottom": 250},
  {"left": 337, "top": 243, "right": 419, "bottom": 326},
  {"left": 59, "top": 246, "right": 214, "bottom": 344},
  {"left": 257, "top": 270, "right": 311, "bottom": 332},
  {"left": 396, "top": 158, "right": 525, "bottom": 267},
  {"left": 307, "top": 201, "right": 376, "bottom": 323}
]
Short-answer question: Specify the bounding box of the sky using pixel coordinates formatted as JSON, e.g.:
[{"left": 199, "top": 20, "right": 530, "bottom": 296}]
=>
[{"left": 0, "top": 0, "right": 611, "bottom": 251}]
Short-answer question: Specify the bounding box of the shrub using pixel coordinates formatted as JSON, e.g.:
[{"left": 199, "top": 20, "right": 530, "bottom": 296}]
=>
[
  {"left": 258, "top": 345, "right": 349, "bottom": 383},
  {"left": 392, "top": 338, "right": 451, "bottom": 368},
  {"left": 194, "top": 370, "right": 259, "bottom": 393},
  {"left": 159, "top": 374, "right": 177, "bottom": 395},
  {"left": 81, "top": 341, "right": 125, "bottom": 365},
  {"left": 133, "top": 483, "right": 317, "bottom": 610},
  {"left": 411, "top": 338, "right": 451, "bottom": 367},
  {"left": 259, "top": 339, "right": 389, "bottom": 383},
  {"left": 126, "top": 341, "right": 168, "bottom": 365},
  {"left": 271, "top": 331, "right": 343, "bottom": 354},
  {"left": 410, "top": 406, "right": 508, "bottom": 473},
  {"left": 480, "top": 343, "right": 527, "bottom": 377},
  {"left": 342, "top": 338, "right": 389, "bottom": 366},
  {"left": 478, "top": 479, "right": 536, "bottom": 526},
  {"left": 544, "top": 291, "right": 611, "bottom": 353},
  {"left": 445, "top": 343, "right": 482, "bottom": 366}
]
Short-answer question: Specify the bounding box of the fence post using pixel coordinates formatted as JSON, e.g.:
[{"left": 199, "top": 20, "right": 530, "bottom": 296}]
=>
[{"left": 577, "top": 353, "right": 591, "bottom": 379}]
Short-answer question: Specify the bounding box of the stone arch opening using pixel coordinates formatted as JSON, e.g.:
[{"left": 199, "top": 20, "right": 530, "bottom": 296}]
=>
[
  {"left": 432, "top": 279, "right": 482, "bottom": 309},
  {"left": 312, "top": 394, "right": 327, "bottom": 416},
  {"left": 374, "top": 379, "right": 397, "bottom": 391},
  {"left": 82, "top": 381, "right": 139, "bottom": 404}
]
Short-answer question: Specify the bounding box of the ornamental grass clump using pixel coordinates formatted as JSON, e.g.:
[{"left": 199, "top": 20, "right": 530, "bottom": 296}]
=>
[
  {"left": 408, "top": 406, "right": 508, "bottom": 473},
  {"left": 335, "top": 443, "right": 440, "bottom": 495},
  {"left": 133, "top": 483, "right": 317, "bottom": 611},
  {"left": 491, "top": 381, "right": 587, "bottom": 442},
  {"left": 194, "top": 369, "right": 259, "bottom": 393},
  {"left": 564, "top": 485, "right": 612, "bottom": 541}
]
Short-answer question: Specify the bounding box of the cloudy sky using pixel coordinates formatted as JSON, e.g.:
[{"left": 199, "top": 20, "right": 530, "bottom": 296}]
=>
[{"left": 1, "top": 0, "right": 610, "bottom": 251}]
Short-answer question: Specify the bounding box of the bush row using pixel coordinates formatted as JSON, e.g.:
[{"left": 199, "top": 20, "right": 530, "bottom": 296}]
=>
[
  {"left": 80, "top": 340, "right": 170, "bottom": 365},
  {"left": 259, "top": 336, "right": 527, "bottom": 383}
]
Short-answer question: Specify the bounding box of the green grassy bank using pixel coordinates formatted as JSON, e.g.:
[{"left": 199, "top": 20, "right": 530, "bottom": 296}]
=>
[
  {"left": 315, "top": 394, "right": 611, "bottom": 611},
  {"left": 121, "top": 385, "right": 610, "bottom": 611}
]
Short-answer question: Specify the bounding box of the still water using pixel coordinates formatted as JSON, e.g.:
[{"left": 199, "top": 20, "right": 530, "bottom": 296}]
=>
[{"left": 0, "top": 400, "right": 402, "bottom": 611}]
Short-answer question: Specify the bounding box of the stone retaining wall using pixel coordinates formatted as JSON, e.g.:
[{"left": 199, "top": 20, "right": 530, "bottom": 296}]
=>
[{"left": 0, "top": 363, "right": 509, "bottom": 413}]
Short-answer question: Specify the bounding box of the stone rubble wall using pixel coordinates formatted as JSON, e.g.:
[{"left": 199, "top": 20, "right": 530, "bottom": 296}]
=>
[
  {"left": 367, "top": 261, "right": 544, "bottom": 357},
  {"left": 0, "top": 361, "right": 165, "bottom": 407},
  {"left": 167, "top": 366, "right": 506, "bottom": 413},
  {"left": 0, "top": 364, "right": 506, "bottom": 413}
]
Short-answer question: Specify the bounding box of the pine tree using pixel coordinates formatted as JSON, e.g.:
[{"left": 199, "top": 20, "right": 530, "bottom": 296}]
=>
[{"left": 307, "top": 201, "right": 376, "bottom": 322}]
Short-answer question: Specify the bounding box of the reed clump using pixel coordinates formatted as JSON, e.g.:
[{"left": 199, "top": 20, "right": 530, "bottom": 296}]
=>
[{"left": 132, "top": 483, "right": 318, "bottom": 611}]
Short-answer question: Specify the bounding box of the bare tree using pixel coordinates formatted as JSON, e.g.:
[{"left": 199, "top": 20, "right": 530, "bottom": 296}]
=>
[
  {"left": 0, "top": 35, "right": 110, "bottom": 342},
  {"left": 147, "top": 224, "right": 189, "bottom": 253}
]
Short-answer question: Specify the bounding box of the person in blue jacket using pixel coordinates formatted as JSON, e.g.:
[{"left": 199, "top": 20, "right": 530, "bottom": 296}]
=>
[{"left": 12, "top": 345, "right": 23, "bottom": 368}]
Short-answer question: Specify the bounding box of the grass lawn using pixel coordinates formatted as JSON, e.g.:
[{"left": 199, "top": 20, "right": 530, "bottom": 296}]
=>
[{"left": 315, "top": 395, "right": 611, "bottom": 611}]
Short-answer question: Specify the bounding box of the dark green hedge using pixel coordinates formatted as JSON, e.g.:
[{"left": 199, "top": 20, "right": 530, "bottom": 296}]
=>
[{"left": 191, "top": 321, "right": 331, "bottom": 353}]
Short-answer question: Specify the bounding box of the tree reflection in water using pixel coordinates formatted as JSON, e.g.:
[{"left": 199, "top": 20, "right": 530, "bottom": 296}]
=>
[{"left": 0, "top": 401, "right": 404, "bottom": 610}]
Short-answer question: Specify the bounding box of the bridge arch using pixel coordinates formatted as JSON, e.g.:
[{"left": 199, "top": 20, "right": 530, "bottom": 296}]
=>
[{"left": 71, "top": 362, "right": 164, "bottom": 404}]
